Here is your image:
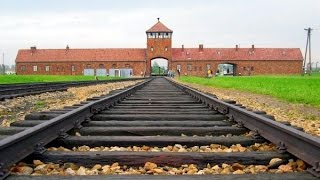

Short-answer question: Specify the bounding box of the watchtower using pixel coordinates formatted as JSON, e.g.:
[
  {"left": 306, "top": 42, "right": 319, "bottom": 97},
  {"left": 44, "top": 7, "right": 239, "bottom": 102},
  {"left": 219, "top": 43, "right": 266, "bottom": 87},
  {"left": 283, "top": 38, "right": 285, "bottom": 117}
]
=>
[{"left": 146, "top": 18, "right": 173, "bottom": 75}]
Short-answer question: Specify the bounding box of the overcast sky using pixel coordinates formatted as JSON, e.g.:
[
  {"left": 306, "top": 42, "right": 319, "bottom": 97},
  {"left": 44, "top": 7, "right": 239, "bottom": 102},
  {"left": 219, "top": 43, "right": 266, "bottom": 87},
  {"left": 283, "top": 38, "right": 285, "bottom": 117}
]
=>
[{"left": 0, "top": 0, "right": 319, "bottom": 66}]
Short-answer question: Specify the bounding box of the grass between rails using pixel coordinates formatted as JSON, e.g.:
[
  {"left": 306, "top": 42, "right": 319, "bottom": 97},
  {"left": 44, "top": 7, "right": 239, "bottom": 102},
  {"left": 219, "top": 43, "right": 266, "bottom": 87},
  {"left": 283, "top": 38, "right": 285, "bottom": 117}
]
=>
[
  {"left": 179, "top": 74, "right": 320, "bottom": 108},
  {"left": 0, "top": 75, "right": 122, "bottom": 84}
]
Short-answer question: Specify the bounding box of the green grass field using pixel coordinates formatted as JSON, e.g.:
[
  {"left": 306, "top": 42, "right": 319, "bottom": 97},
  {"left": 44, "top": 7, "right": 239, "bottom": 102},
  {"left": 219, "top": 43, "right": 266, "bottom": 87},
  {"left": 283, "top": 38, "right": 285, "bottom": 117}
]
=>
[
  {"left": 0, "top": 75, "right": 122, "bottom": 84},
  {"left": 179, "top": 74, "right": 320, "bottom": 107}
]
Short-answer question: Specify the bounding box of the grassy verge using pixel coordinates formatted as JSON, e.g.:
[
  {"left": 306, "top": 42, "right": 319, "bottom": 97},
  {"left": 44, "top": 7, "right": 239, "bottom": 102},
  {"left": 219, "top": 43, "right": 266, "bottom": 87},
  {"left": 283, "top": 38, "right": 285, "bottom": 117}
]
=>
[
  {"left": 179, "top": 74, "right": 320, "bottom": 108},
  {"left": 0, "top": 75, "right": 122, "bottom": 84}
]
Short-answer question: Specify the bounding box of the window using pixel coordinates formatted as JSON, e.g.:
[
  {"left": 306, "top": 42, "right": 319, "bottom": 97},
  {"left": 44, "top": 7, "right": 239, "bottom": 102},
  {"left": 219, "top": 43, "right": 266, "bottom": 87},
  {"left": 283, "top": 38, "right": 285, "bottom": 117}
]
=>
[
  {"left": 177, "top": 64, "right": 181, "bottom": 70},
  {"left": 33, "top": 66, "right": 38, "bottom": 72},
  {"left": 251, "top": 66, "right": 254, "bottom": 71},
  {"left": 45, "top": 66, "right": 50, "bottom": 72},
  {"left": 62, "top": 67, "right": 65, "bottom": 72},
  {"left": 21, "top": 65, "right": 26, "bottom": 71},
  {"left": 187, "top": 64, "right": 192, "bottom": 71},
  {"left": 151, "top": 47, "right": 154, "bottom": 51},
  {"left": 194, "top": 66, "right": 197, "bottom": 71},
  {"left": 57, "top": 67, "right": 60, "bottom": 72},
  {"left": 99, "top": 64, "right": 104, "bottom": 68},
  {"left": 71, "top": 65, "right": 76, "bottom": 72},
  {"left": 206, "top": 64, "right": 211, "bottom": 70},
  {"left": 165, "top": 47, "right": 168, "bottom": 51}
]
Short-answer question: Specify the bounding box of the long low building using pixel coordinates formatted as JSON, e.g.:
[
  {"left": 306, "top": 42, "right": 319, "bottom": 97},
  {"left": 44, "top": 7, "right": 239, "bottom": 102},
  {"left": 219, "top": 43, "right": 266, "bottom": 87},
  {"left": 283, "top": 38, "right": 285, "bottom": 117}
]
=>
[{"left": 15, "top": 19, "right": 303, "bottom": 76}]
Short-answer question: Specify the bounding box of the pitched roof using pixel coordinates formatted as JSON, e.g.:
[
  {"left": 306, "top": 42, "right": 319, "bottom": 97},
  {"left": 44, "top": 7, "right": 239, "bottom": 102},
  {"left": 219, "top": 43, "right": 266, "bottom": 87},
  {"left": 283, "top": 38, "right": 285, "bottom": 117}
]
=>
[
  {"left": 16, "top": 48, "right": 146, "bottom": 62},
  {"left": 15, "top": 47, "right": 303, "bottom": 63},
  {"left": 172, "top": 48, "right": 303, "bottom": 61},
  {"left": 146, "top": 21, "right": 173, "bottom": 33}
]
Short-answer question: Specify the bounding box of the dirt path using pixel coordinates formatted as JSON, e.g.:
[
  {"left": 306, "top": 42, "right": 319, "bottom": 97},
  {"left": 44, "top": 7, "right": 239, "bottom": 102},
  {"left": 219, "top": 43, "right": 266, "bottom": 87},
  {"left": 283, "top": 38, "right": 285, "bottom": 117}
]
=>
[
  {"left": 0, "top": 80, "right": 142, "bottom": 127},
  {"left": 177, "top": 80, "right": 320, "bottom": 136}
]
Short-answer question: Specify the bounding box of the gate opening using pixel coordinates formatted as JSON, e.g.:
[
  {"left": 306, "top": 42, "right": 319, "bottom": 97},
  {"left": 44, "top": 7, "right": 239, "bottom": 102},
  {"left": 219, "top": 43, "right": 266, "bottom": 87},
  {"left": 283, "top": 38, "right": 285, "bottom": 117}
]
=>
[
  {"left": 151, "top": 58, "right": 168, "bottom": 76},
  {"left": 216, "top": 63, "right": 237, "bottom": 76}
]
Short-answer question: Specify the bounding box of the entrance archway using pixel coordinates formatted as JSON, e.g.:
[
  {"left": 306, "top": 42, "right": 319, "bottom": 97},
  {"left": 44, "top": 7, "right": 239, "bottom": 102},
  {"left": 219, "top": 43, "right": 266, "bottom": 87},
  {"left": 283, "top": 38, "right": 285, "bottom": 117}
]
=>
[
  {"left": 216, "top": 63, "right": 237, "bottom": 76},
  {"left": 151, "top": 58, "right": 168, "bottom": 76}
]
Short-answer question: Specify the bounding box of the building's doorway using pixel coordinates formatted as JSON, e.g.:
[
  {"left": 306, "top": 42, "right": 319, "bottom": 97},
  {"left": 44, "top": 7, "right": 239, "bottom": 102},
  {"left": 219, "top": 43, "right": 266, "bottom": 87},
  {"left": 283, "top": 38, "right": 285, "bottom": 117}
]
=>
[
  {"left": 216, "top": 63, "right": 237, "bottom": 76},
  {"left": 151, "top": 58, "right": 168, "bottom": 76}
]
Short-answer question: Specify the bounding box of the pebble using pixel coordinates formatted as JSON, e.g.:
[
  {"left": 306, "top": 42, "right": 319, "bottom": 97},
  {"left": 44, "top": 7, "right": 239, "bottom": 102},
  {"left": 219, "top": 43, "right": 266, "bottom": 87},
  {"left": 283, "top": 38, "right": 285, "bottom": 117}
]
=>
[
  {"left": 144, "top": 162, "right": 157, "bottom": 171},
  {"left": 65, "top": 168, "right": 76, "bottom": 175},
  {"left": 54, "top": 143, "right": 275, "bottom": 153},
  {"left": 10, "top": 159, "right": 306, "bottom": 176},
  {"left": 269, "top": 158, "right": 282, "bottom": 166},
  {"left": 33, "top": 160, "right": 44, "bottom": 166},
  {"left": 11, "top": 166, "right": 33, "bottom": 175}
]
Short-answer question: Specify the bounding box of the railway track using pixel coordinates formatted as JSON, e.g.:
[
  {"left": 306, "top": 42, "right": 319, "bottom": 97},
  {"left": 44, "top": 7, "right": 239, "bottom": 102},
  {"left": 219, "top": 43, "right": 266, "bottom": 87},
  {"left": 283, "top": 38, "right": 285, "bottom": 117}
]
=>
[
  {"left": 0, "top": 78, "right": 144, "bottom": 101},
  {"left": 0, "top": 77, "right": 319, "bottom": 179}
]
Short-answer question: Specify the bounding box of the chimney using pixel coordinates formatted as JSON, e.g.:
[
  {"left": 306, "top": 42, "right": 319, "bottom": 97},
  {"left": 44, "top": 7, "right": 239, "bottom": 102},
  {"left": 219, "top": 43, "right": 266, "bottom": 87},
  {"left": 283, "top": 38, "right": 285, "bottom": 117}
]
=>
[
  {"left": 182, "top": 45, "right": 184, "bottom": 52},
  {"left": 252, "top": 44, "right": 255, "bottom": 50},
  {"left": 236, "top": 45, "right": 239, "bottom": 51},
  {"left": 199, "top": 44, "right": 204, "bottom": 52},
  {"left": 30, "top": 46, "right": 37, "bottom": 54}
]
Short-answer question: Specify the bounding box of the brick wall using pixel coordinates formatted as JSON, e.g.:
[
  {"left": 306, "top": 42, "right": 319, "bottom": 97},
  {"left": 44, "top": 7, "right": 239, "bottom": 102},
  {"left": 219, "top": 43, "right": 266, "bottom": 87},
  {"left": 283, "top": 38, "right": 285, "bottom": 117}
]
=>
[
  {"left": 16, "top": 60, "right": 302, "bottom": 77},
  {"left": 146, "top": 38, "right": 172, "bottom": 75},
  {"left": 16, "top": 61, "right": 146, "bottom": 76},
  {"left": 171, "top": 60, "right": 302, "bottom": 76}
]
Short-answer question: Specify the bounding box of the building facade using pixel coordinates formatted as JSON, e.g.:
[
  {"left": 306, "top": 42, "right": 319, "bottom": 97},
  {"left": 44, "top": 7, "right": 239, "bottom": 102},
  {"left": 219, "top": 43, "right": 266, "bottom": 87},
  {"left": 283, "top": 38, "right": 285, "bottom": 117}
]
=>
[{"left": 16, "top": 19, "right": 303, "bottom": 76}]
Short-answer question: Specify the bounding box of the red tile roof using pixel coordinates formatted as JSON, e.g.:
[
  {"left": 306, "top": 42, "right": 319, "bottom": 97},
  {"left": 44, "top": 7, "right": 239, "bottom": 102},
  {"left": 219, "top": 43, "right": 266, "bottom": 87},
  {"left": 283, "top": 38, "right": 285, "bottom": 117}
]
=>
[
  {"left": 16, "top": 47, "right": 303, "bottom": 63},
  {"left": 16, "top": 48, "right": 146, "bottom": 62},
  {"left": 146, "top": 21, "right": 173, "bottom": 33},
  {"left": 172, "top": 48, "right": 303, "bottom": 61}
]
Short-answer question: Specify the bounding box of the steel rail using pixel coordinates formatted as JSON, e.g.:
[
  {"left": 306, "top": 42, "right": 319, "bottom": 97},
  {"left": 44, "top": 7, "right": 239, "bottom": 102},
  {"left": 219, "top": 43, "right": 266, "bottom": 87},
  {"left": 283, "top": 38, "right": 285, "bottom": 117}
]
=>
[
  {"left": 0, "top": 78, "right": 152, "bottom": 179},
  {"left": 167, "top": 78, "right": 320, "bottom": 177}
]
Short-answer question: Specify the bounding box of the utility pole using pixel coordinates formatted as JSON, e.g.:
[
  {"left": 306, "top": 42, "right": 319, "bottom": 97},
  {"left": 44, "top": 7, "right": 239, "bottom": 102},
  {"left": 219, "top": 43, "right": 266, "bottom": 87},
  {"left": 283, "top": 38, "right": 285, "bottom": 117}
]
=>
[
  {"left": 303, "top": 27, "right": 312, "bottom": 76},
  {"left": 2, "top": 53, "right": 4, "bottom": 75}
]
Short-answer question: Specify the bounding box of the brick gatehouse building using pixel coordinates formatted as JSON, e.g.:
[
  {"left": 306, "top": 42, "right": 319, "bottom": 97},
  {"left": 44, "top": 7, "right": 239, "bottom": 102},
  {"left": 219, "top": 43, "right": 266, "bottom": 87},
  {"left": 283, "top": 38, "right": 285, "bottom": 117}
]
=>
[{"left": 16, "top": 19, "right": 303, "bottom": 76}]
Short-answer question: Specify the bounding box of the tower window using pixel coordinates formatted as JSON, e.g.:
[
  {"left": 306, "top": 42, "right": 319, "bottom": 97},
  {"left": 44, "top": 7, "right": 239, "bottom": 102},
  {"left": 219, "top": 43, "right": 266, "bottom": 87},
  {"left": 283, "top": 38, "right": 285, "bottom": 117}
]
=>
[
  {"left": 177, "top": 64, "right": 181, "bottom": 70},
  {"left": 187, "top": 64, "right": 192, "bottom": 71},
  {"left": 151, "top": 47, "right": 154, "bottom": 51},
  {"left": 165, "top": 47, "right": 168, "bottom": 51},
  {"left": 45, "top": 65, "right": 50, "bottom": 72},
  {"left": 21, "top": 65, "right": 26, "bottom": 71},
  {"left": 207, "top": 64, "right": 211, "bottom": 70}
]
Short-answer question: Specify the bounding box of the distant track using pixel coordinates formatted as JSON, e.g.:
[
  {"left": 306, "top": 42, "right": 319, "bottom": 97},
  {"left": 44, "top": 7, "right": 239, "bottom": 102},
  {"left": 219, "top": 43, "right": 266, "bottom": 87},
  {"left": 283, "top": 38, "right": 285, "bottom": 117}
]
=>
[
  {"left": 0, "top": 78, "right": 144, "bottom": 101},
  {"left": 0, "top": 77, "right": 319, "bottom": 179}
]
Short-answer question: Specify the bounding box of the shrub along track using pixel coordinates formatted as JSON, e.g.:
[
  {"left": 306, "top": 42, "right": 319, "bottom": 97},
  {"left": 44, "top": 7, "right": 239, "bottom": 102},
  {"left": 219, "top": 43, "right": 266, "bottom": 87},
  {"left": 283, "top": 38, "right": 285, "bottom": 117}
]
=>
[{"left": 0, "top": 77, "right": 319, "bottom": 179}]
